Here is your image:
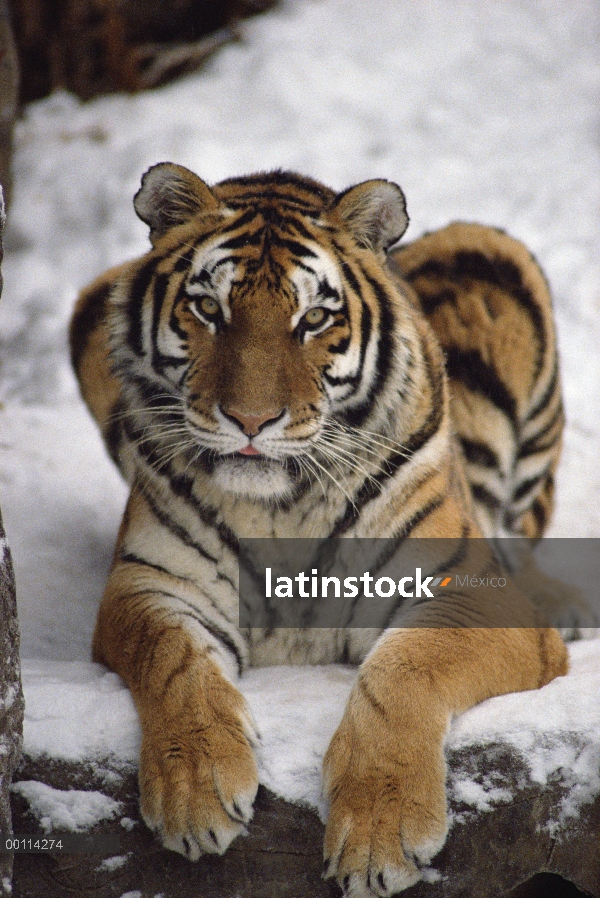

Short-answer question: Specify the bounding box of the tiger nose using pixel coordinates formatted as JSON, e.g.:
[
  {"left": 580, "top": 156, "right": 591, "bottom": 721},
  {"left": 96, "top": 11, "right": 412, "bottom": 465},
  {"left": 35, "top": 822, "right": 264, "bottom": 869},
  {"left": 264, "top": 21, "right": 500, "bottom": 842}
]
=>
[{"left": 220, "top": 407, "right": 285, "bottom": 436}]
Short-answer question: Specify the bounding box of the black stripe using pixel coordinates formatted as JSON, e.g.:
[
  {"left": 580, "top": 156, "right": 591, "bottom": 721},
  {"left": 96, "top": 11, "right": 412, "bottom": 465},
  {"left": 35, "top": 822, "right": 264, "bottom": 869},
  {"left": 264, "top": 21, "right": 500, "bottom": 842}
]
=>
[
  {"left": 169, "top": 282, "right": 192, "bottom": 344},
  {"left": 328, "top": 335, "right": 350, "bottom": 354},
  {"left": 135, "top": 477, "right": 227, "bottom": 567},
  {"left": 120, "top": 550, "right": 219, "bottom": 581},
  {"left": 419, "top": 287, "right": 456, "bottom": 316},
  {"left": 218, "top": 208, "right": 261, "bottom": 234},
  {"left": 123, "top": 550, "right": 237, "bottom": 603},
  {"left": 339, "top": 258, "right": 362, "bottom": 295},
  {"left": 289, "top": 217, "right": 319, "bottom": 242},
  {"left": 268, "top": 233, "right": 318, "bottom": 259},
  {"left": 356, "top": 267, "right": 395, "bottom": 416},
  {"left": 400, "top": 495, "right": 446, "bottom": 537},
  {"left": 322, "top": 259, "right": 372, "bottom": 404},
  {"left": 149, "top": 281, "right": 191, "bottom": 374},
  {"left": 104, "top": 402, "right": 124, "bottom": 467},
  {"left": 460, "top": 438, "right": 499, "bottom": 469},
  {"left": 471, "top": 483, "right": 502, "bottom": 511},
  {"left": 171, "top": 236, "right": 202, "bottom": 272},
  {"left": 317, "top": 279, "right": 341, "bottom": 302},
  {"left": 70, "top": 281, "right": 111, "bottom": 371},
  {"left": 132, "top": 587, "right": 244, "bottom": 676},
  {"left": 187, "top": 268, "right": 212, "bottom": 287},
  {"left": 525, "top": 358, "right": 559, "bottom": 423},
  {"left": 127, "top": 373, "right": 180, "bottom": 410},
  {"left": 517, "top": 402, "right": 563, "bottom": 460},
  {"left": 149, "top": 460, "right": 241, "bottom": 558},
  {"left": 218, "top": 171, "right": 334, "bottom": 206},
  {"left": 531, "top": 497, "right": 549, "bottom": 534},
  {"left": 323, "top": 297, "right": 370, "bottom": 390},
  {"left": 445, "top": 348, "right": 518, "bottom": 427},
  {"left": 380, "top": 530, "right": 471, "bottom": 627},
  {"left": 357, "top": 675, "right": 389, "bottom": 721},
  {"left": 151, "top": 272, "right": 175, "bottom": 374},
  {"left": 407, "top": 250, "right": 547, "bottom": 376},
  {"left": 127, "top": 258, "right": 157, "bottom": 357},
  {"left": 132, "top": 483, "right": 243, "bottom": 672},
  {"left": 332, "top": 256, "right": 397, "bottom": 428},
  {"left": 218, "top": 230, "right": 263, "bottom": 252},
  {"left": 513, "top": 470, "right": 550, "bottom": 503},
  {"left": 167, "top": 594, "right": 243, "bottom": 676}
]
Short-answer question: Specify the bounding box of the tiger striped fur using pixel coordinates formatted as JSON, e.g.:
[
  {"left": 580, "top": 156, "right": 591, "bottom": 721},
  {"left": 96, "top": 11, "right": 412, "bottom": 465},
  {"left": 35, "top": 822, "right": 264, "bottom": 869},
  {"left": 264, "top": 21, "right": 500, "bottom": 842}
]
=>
[{"left": 70, "top": 164, "right": 567, "bottom": 897}]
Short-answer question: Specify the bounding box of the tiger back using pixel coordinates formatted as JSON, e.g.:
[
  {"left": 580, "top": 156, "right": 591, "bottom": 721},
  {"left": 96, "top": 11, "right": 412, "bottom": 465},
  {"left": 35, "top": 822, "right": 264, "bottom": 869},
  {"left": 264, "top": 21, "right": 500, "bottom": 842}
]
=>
[{"left": 392, "top": 223, "right": 562, "bottom": 540}]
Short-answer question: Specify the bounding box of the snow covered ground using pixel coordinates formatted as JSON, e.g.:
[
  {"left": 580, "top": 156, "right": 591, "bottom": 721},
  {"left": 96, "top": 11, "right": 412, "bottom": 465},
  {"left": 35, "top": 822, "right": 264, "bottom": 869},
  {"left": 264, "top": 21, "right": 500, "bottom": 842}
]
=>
[{"left": 0, "top": 0, "right": 599, "bottom": 827}]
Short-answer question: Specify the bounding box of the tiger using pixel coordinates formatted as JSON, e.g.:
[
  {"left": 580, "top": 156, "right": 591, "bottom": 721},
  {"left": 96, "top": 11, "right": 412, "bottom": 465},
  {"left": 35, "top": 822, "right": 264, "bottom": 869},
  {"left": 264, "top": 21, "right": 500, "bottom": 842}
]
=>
[{"left": 70, "top": 163, "right": 568, "bottom": 897}]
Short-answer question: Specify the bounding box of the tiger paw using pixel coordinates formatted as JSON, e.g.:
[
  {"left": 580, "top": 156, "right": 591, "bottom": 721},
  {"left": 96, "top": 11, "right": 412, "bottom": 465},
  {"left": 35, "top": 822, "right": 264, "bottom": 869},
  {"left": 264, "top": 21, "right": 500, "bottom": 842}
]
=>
[
  {"left": 322, "top": 682, "right": 448, "bottom": 896},
  {"left": 138, "top": 673, "right": 259, "bottom": 860}
]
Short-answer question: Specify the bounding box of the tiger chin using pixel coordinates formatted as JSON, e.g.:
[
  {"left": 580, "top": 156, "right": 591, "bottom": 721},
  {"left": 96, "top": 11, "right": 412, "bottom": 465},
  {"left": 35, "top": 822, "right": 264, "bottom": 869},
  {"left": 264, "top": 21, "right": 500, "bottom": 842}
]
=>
[{"left": 70, "top": 163, "right": 568, "bottom": 897}]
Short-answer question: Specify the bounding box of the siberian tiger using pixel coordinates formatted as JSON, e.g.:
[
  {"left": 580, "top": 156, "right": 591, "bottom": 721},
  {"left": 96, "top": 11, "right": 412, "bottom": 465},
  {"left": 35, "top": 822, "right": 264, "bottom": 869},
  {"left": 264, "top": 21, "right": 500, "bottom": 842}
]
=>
[{"left": 70, "top": 164, "right": 568, "bottom": 897}]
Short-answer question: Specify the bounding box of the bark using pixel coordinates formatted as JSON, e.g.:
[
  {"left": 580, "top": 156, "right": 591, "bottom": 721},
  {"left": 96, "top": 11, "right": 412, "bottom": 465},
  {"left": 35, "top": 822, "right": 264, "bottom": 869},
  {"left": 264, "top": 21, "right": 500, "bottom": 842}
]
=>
[
  {"left": 0, "top": 1, "right": 19, "bottom": 208},
  {"left": 0, "top": 189, "right": 25, "bottom": 896},
  {"left": 9, "top": 0, "right": 278, "bottom": 101}
]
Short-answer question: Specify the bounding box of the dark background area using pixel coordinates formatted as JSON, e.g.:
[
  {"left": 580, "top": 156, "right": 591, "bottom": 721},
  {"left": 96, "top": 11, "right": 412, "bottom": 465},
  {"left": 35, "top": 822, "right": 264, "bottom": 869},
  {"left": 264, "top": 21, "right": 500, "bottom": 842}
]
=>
[{"left": 8, "top": 0, "right": 277, "bottom": 101}]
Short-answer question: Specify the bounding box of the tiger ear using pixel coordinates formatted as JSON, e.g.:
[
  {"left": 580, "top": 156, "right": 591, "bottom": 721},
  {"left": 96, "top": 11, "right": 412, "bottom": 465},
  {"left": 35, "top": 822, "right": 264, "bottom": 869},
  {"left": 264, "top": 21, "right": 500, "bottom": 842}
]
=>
[
  {"left": 332, "top": 180, "right": 409, "bottom": 252},
  {"left": 134, "top": 163, "right": 220, "bottom": 243}
]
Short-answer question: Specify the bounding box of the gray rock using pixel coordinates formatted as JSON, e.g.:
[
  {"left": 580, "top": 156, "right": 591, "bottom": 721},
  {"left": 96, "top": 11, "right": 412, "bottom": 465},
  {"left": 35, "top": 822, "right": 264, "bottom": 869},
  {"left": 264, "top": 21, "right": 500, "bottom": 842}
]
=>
[{"left": 0, "top": 190, "right": 25, "bottom": 896}]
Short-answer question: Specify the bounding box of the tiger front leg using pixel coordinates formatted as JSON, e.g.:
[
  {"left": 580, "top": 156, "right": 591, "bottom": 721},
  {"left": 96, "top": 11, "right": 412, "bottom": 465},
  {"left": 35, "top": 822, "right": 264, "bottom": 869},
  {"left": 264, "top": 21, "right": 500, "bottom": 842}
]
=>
[
  {"left": 322, "top": 627, "right": 567, "bottom": 897},
  {"left": 93, "top": 563, "right": 259, "bottom": 860}
]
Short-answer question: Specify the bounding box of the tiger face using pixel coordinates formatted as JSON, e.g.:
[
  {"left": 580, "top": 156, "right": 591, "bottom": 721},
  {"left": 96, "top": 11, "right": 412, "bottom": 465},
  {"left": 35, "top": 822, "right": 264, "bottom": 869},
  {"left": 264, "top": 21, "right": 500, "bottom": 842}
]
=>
[{"left": 111, "top": 164, "right": 410, "bottom": 501}]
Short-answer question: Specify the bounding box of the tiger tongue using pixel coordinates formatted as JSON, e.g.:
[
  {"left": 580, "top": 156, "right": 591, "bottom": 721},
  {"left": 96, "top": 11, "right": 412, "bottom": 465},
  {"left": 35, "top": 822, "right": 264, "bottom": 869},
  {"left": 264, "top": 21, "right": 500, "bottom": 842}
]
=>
[{"left": 239, "top": 445, "right": 261, "bottom": 456}]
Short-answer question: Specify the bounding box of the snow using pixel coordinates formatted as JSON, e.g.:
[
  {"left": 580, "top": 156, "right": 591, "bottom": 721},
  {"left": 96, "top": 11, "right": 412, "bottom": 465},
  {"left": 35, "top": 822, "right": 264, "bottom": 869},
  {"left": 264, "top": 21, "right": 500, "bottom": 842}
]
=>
[
  {"left": 18, "top": 641, "right": 600, "bottom": 826},
  {"left": 0, "top": 0, "right": 598, "bottom": 833},
  {"left": 448, "top": 639, "right": 600, "bottom": 830},
  {"left": 96, "top": 854, "right": 130, "bottom": 873},
  {"left": 9, "top": 781, "right": 121, "bottom": 832}
]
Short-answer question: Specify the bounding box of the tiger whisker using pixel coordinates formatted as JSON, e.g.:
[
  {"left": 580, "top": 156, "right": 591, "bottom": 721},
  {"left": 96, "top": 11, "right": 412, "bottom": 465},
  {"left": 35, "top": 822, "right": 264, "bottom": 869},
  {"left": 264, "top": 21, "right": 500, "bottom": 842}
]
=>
[
  {"left": 317, "top": 427, "right": 389, "bottom": 464},
  {"left": 127, "top": 428, "right": 199, "bottom": 474},
  {"left": 301, "top": 451, "right": 357, "bottom": 509},
  {"left": 127, "top": 423, "right": 194, "bottom": 449},
  {"left": 311, "top": 439, "right": 350, "bottom": 480},
  {"left": 313, "top": 435, "right": 379, "bottom": 486},
  {"left": 295, "top": 453, "right": 328, "bottom": 502},
  {"left": 106, "top": 400, "right": 184, "bottom": 425},
  {"left": 325, "top": 419, "right": 412, "bottom": 459},
  {"left": 183, "top": 444, "right": 207, "bottom": 475}
]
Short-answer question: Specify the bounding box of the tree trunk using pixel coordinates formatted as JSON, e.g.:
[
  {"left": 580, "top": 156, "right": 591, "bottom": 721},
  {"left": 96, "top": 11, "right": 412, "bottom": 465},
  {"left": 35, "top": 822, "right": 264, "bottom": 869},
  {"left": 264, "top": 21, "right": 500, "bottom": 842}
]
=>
[{"left": 0, "top": 187, "right": 26, "bottom": 897}]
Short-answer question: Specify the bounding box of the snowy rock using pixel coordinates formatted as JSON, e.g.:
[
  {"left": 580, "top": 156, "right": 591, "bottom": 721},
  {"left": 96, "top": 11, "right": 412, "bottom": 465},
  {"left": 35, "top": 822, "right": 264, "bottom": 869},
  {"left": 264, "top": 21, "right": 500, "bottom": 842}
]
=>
[
  {"left": 10, "top": 741, "right": 600, "bottom": 897},
  {"left": 10, "top": 643, "right": 600, "bottom": 897}
]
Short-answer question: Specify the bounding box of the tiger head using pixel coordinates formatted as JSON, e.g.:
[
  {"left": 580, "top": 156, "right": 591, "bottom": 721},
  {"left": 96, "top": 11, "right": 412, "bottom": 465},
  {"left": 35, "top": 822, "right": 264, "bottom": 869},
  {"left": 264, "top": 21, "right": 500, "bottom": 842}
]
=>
[{"left": 113, "top": 163, "right": 412, "bottom": 502}]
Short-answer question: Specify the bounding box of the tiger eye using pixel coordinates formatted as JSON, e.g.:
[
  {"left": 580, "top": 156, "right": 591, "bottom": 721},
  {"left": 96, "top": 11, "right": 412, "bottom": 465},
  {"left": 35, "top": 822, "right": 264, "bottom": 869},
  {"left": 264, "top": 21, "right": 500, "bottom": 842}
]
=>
[
  {"left": 198, "top": 296, "right": 219, "bottom": 316},
  {"left": 305, "top": 307, "right": 326, "bottom": 326}
]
